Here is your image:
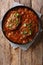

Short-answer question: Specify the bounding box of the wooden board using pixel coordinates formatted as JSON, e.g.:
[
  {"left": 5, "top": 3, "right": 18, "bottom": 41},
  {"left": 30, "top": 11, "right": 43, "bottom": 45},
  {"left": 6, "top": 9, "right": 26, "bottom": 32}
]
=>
[{"left": 0, "top": 0, "right": 43, "bottom": 65}]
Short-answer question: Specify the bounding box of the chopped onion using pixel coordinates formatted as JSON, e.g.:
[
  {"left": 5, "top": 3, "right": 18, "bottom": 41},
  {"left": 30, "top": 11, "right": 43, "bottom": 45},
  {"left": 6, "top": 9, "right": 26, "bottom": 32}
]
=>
[{"left": 23, "top": 23, "right": 27, "bottom": 27}]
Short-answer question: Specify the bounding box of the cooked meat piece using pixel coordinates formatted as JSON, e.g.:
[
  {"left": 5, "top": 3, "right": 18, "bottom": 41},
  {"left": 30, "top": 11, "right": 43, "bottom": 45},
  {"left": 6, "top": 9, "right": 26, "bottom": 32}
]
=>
[{"left": 5, "top": 12, "right": 21, "bottom": 30}]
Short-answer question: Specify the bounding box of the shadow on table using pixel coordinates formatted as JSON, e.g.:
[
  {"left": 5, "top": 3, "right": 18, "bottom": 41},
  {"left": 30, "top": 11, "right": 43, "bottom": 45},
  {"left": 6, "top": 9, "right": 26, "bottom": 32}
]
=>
[{"left": 31, "top": 32, "right": 43, "bottom": 49}]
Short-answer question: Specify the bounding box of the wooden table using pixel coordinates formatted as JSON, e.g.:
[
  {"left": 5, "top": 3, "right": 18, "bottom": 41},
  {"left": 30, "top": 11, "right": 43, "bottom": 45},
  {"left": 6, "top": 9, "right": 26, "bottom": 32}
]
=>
[{"left": 0, "top": 0, "right": 43, "bottom": 65}]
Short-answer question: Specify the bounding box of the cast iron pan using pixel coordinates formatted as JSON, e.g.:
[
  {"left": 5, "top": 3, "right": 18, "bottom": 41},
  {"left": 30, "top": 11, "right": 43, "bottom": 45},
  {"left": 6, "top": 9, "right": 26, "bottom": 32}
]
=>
[{"left": 2, "top": 6, "right": 43, "bottom": 45}]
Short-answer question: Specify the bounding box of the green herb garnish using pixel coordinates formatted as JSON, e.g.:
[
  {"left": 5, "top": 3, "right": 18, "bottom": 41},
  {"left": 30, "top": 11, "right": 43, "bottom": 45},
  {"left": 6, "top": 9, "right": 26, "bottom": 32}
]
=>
[
  {"left": 23, "top": 30, "right": 27, "bottom": 35},
  {"left": 8, "top": 24, "right": 12, "bottom": 28},
  {"left": 28, "top": 30, "right": 32, "bottom": 35},
  {"left": 28, "top": 22, "right": 32, "bottom": 27},
  {"left": 14, "top": 13, "right": 19, "bottom": 17},
  {"left": 15, "top": 18, "right": 19, "bottom": 25}
]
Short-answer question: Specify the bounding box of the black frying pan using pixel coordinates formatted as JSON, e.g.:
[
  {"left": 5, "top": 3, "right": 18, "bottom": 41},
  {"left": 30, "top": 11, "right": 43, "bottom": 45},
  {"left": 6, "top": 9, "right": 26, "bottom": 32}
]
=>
[{"left": 2, "top": 6, "right": 43, "bottom": 45}]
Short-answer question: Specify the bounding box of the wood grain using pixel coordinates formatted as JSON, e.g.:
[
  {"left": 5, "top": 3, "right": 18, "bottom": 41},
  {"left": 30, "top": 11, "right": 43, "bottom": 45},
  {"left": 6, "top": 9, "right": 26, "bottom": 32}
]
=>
[
  {"left": 0, "top": 31, "right": 11, "bottom": 65},
  {"left": 0, "top": 0, "right": 43, "bottom": 65},
  {"left": 21, "top": 48, "right": 32, "bottom": 65},
  {"left": 32, "top": 0, "right": 43, "bottom": 12},
  {"left": 32, "top": 1, "right": 43, "bottom": 65},
  {"left": 19, "top": 0, "right": 31, "bottom": 7},
  {"left": 14, "top": 0, "right": 19, "bottom": 2}
]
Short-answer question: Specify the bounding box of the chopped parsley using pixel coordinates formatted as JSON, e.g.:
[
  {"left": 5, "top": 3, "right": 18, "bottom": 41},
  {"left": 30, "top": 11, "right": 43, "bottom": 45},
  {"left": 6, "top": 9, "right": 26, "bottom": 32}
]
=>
[
  {"left": 23, "top": 30, "right": 27, "bottom": 35},
  {"left": 14, "top": 13, "right": 20, "bottom": 17}
]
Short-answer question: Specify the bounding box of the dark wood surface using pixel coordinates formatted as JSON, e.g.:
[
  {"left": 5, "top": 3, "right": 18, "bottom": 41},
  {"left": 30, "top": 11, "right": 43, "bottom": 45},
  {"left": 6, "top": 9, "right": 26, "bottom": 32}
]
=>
[{"left": 0, "top": 0, "right": 43, "bottom": 65}]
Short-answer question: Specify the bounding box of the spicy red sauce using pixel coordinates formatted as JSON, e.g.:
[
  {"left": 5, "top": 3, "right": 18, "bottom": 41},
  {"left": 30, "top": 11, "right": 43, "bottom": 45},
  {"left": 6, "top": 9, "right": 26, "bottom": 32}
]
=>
[{"left": 3, "top": 8, "right": 39, "bottom": 44}]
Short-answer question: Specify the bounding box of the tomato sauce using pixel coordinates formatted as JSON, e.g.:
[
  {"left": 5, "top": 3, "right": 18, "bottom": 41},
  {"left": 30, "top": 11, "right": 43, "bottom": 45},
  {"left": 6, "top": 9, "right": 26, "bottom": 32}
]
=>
[{"left": 3, "top": 8, "right": 39, "bottom": 44}]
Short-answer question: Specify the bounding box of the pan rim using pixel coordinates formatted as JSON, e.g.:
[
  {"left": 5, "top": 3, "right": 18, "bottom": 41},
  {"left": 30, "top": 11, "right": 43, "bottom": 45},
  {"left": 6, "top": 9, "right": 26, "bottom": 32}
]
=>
[{"left": 2, "top": 5, "right": 41, "bottom": 45}]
